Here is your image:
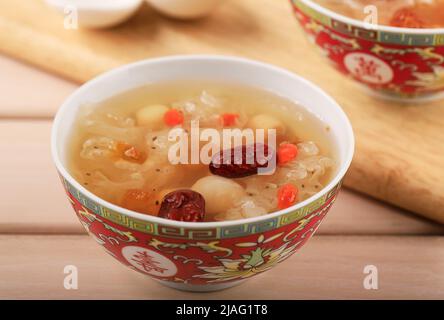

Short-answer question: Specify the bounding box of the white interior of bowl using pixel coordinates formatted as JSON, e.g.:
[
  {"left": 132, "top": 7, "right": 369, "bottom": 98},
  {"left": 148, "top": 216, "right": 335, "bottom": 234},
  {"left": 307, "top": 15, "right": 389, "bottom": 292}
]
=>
[
  {"left": 298, "top": 0, "right": 444, "bottom": 34},
  {"left": 51, "top": 55, "right": 354, "bottom": 228}
]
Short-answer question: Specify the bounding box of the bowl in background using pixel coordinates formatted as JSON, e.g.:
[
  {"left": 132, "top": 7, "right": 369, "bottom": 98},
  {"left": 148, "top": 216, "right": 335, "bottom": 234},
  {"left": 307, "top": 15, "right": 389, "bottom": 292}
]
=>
[
  {"left": 146, "top": 0, "right": 223, "bottom": 20},
  {"left": 290, "top": 0, "right": 444, "bottom": 102},
  {"left": 51, "top": 55, "right": 354, "bottom": 292},
  {"left": 45, "top": 0, "right": 143, "bottom": 29}
]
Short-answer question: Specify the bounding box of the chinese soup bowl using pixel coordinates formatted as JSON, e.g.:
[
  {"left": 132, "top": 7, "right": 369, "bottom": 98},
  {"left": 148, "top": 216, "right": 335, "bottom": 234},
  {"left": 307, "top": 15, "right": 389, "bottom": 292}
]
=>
[
  {"left": 291, "top": 0, "right": 444, "bottom": 102},
  {"left": 51, "top": 55, "right": 354, "bottom": 292}
]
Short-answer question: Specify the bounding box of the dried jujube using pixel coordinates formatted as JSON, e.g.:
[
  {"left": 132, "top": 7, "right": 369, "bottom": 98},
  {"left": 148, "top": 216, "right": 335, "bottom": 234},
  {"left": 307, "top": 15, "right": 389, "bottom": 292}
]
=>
[
  {"left": 158, "top": 189, "right": 205, "bottom": 222},
  {"left": 210, "top": 143, "right": 275, "bottom": 178}
]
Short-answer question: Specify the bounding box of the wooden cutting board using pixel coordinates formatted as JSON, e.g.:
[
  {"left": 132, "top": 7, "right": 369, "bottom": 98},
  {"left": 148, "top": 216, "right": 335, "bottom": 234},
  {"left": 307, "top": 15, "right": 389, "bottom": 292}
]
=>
[{"left": 1, "top": 0, "right": 443, "bottom": 223}]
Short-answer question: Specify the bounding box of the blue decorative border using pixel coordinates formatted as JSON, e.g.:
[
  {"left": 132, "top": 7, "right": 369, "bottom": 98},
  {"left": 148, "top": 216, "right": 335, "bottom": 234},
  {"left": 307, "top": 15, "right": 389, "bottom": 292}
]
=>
[{"left": 63, "top": 176, "right": 340, "bottom": 240}]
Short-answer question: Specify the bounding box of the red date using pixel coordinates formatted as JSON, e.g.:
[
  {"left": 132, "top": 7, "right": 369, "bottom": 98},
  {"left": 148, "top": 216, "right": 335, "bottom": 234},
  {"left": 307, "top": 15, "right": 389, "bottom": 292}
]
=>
[
  {"left": 158, "top": 190, "right": 205, "bottom": 222},
  {"left": 210, "top": 143, "right": 275, "bottom": 178}
]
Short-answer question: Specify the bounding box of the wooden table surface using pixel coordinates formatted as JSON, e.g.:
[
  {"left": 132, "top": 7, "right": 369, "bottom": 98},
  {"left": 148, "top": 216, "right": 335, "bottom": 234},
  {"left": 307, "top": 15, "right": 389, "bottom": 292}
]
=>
[{"left": 1, "top": 55, "right": 444, "bottom": 299}]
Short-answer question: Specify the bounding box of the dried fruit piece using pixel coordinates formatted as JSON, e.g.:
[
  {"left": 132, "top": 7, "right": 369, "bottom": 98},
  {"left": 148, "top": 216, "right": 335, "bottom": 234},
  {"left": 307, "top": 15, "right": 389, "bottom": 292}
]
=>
[
  {"left": 116, "top": 142, "right": 147, "bottom": 164},
  {"left": 210, "top": 143, "right": 275, "bottom": 178},
  {"left": 158, "top": 190, "right": 205, "bottom": 222},
  {"left": 390, "top": 8, "right": 425, "bottom": 28},
  {"left": 122, "top": 189, "right": 151, "bottom": 214},
  {"left": 277, "top": 184, "right": 298, "bottom": 209},
  {"left": 278, "top": 143, "right": 298, "bottom": 165},
  {"left": 164, "top": 109, "right": 184, "bottom": 127},
  {"left": 221, "top": 113, "right": 239, "bottom": 127}
]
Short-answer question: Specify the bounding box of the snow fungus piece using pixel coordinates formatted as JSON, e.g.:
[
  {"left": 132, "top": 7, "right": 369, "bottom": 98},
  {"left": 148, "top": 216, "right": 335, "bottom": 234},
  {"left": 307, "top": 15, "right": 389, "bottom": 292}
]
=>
[{"left": 297, "top": 141, "right": 319, "bottom": 157}]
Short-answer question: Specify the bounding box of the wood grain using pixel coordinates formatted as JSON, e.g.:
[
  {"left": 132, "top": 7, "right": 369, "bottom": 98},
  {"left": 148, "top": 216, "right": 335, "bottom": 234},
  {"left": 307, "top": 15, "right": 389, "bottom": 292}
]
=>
[
  {"left": 0, "top": 0, "right": 444, "bottom": 224},
  {"left": 0, "top": 56, "right": 76, "bottom": 118},
  {"left": 1, "top": 120, "right": 443, "bottom": 235},
  {"left": 1, "top": 235, "right": 443, "bottom": 299}
]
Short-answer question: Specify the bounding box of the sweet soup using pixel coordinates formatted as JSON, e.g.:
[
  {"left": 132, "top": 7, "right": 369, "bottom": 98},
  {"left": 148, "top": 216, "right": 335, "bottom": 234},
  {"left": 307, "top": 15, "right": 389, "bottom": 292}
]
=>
[
  {"left": 314, "top": 0, "right": 444, "bottom": 28},
  {"left": 68, "top": 81, "right": 336, "bottom": 222}
]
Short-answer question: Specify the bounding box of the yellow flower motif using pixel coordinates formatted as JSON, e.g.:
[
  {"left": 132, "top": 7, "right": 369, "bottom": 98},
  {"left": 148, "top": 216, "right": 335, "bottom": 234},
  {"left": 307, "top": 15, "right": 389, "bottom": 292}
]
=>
[
  {"left": 407, "top": 65, "right": 444, "bottom": 91},
  {"left": 305, "top": 21, "right": 324, "bottom": 34},
  {"left": 194, "top": 239, "right": 300, "bottom": 283}
]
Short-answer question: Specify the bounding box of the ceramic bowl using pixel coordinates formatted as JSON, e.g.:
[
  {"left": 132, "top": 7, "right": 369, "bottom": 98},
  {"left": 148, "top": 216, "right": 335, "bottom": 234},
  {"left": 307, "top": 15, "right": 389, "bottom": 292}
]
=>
[
  {"left": 146, "top": 0, "right": 223, "bottom": 20},
  {"left": 290, "top": 0, "right": 444, "bottom": 102},
  {"left": 45, "top": 0, "right": 143, "bottom": 29},
  {"left": 51, "top": 55, "right": 354, "bottom": 292}
]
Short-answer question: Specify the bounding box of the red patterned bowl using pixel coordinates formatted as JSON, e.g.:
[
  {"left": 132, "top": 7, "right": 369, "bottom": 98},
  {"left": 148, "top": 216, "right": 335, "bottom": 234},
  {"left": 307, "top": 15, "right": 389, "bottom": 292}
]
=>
[
  {"left": 290, "top": 0, "right": 444, "bottom": 102},
  {"left": 51, "top": 55, "right": 354, "bottom": 292}
]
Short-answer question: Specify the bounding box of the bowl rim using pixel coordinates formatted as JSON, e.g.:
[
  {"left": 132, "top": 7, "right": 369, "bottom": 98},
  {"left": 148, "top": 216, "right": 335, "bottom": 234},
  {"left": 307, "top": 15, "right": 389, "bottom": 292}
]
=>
[
  {"left": 51, "top": 54, "right": 355, "bottom": 229},
  {"left": 295, "top": 0, "right": 444, "bottom": 35}
]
